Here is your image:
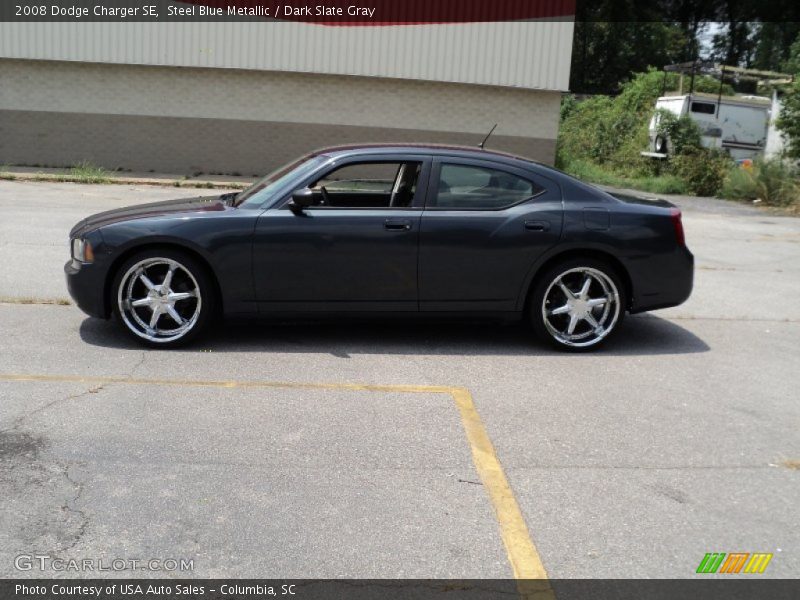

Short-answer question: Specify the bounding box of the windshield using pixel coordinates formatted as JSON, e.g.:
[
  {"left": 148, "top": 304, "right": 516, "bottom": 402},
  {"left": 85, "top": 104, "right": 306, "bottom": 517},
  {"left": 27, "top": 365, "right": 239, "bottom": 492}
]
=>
[{"left": 234, "top": 154, "right": 328, "bottom": 207}]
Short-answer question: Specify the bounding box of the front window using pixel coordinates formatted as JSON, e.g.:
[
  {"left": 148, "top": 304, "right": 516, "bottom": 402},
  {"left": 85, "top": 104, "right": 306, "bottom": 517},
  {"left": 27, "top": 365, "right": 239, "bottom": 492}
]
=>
[
  {"left": 235, "top": 154, "right": 328, "bottom": 207},
  {"left": 306, "top": 161, "right": 422, "bottom": 208}
]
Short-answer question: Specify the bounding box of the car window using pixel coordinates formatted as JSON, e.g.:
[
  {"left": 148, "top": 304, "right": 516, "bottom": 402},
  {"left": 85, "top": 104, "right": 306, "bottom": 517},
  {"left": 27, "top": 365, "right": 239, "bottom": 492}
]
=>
[
  {"left": 235, "top": 154, "right": 327, "bottom": 207},
  {"left": 431, "top": 164, "right": 541, "bottom": 209},
  {"left": 309, "top": 161, "right": 421, "bottom": 208}
]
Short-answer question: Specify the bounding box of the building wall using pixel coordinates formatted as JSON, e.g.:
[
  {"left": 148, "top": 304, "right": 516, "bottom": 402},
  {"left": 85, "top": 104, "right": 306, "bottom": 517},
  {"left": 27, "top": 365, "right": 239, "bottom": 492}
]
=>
[
  {"left": 0, "top": 58, "right": 562, "bottom": 174},
  {"left": 0, "top": 20, "right": 574, "bottom": 91}
]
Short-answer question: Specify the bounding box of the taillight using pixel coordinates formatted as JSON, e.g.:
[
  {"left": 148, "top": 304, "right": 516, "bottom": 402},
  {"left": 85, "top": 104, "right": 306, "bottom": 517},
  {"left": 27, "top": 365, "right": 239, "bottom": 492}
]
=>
[{"left": 670, "top": 208, "right": 685, "bottom": 247}]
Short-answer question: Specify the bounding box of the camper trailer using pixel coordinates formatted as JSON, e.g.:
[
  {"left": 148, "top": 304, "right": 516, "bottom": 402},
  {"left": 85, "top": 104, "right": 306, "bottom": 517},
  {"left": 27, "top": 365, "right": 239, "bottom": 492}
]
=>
[{"left": 645, "top": 92, "right": 772, "bottom": 161}]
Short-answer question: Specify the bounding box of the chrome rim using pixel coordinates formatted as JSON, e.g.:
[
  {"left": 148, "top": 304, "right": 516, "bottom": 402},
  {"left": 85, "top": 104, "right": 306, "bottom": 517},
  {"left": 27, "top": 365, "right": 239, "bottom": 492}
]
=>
[
  {"left": 117, "top": 258, "right": 201, "bottom": 343},
  {"left": 541, "top": 267, "right": 620, "bottom": 348}
]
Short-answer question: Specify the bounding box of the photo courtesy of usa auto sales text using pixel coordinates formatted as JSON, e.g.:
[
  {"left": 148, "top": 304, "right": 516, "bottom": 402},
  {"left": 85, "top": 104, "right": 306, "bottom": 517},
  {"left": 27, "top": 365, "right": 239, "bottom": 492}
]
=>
[{"left": 15, "top": 583, "right": 300, "bottom": 596}]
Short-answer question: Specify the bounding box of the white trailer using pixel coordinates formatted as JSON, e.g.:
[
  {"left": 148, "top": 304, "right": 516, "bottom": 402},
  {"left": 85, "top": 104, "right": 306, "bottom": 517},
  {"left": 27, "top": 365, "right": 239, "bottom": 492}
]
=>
[{"left": 645, "top": 92, "right": 773, "bottom": 161}]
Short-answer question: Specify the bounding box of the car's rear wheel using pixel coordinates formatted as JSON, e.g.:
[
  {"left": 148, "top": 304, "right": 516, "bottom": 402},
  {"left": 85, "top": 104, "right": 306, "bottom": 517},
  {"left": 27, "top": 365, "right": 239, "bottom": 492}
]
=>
[
  {"left": 112, "top": 249, "right": 215, "bottom": 347},
  {"left": 530, "top": 258, "right": 626, "bottom": 351}
]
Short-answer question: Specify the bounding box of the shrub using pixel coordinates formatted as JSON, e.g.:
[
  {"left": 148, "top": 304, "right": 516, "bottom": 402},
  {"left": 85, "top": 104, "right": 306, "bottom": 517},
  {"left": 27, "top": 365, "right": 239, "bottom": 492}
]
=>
[
  {"left": 654, "top": 111, "right": 702, "bottom": 155},
  {"left": 556, "top": 69, "right": 732, "bottom": 172},
  {"left": 560, "top": 93, "right": 578, "bottom": 123},
  {"left": 721, "top": 165, "right": 759, "bottom": 200},
  {"left": 670, "top": 148, "right": 731, "bottom": 197},
  {"left": 721, "top": 159, "right": 800, "bottom": 207},
  {"left": 777, "top": 81, "right": 800, "bottom": 160},
  {"left": 614, "top": 68, "right": 733, "bottom": 116},
  {"left": 556, "top": 95, "right": 618, "bottom": 166},
  {"left": 746, "top": 159, "right": 800, "bottom": 207}
]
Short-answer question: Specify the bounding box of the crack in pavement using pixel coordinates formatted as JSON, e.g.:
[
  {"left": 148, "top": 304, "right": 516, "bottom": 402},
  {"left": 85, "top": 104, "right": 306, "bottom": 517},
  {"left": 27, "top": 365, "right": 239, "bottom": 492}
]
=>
[
  {"left": 1, "top": 384, "right": 106, "bottom": 434},
  {"left": 55, "top": 462, "right": 89, "bottom": 554},
  {"left": 128, "top": 351, "right": 147, "bottom": 380},
  {"left": 0, "top": 384, "right": 104, "bottom": 553}
]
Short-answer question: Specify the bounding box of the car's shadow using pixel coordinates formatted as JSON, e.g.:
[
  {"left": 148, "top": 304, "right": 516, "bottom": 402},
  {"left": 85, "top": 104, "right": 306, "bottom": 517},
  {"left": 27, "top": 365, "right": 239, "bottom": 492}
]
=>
[{"left": 79, "top": 314, "right": 709, "bottom": 356}]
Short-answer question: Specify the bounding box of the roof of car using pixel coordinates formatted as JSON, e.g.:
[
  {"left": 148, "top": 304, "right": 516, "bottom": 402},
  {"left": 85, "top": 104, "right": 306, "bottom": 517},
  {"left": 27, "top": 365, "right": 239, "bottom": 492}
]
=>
[{"left": 312, "top": 143, "right": 542, "bottom": 167}]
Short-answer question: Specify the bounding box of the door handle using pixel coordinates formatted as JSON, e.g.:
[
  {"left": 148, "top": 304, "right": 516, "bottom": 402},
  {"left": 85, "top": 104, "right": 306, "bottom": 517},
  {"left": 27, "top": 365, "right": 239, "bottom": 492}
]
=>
[
  {"left": 524, "top": 220, "right": 550, "bottom": 232},
  {"left": 384, "top": 219, "right": 412, "bottom": 231}
]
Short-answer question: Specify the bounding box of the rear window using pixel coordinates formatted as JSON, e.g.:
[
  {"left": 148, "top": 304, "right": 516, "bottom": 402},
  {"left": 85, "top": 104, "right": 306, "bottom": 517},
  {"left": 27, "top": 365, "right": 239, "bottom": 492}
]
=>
[{"left": 430, "top": 164, "right": 542, "bottom": 210}]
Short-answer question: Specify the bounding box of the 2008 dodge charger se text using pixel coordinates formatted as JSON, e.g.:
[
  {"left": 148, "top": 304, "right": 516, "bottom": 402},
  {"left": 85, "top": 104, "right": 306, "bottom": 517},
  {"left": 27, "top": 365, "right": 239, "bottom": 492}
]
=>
[{"left": 65, "top": 144, "right": 693, "bottom": 350}]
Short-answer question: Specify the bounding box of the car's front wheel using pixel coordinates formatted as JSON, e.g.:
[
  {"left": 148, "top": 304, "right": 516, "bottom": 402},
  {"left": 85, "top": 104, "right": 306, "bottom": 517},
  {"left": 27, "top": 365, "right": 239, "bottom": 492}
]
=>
[
  {"left": 530, "top": 258, "right": 626, "bottom": 351},
  {"left": 112, "top": 249, "right": 215, "bottom": 347}
]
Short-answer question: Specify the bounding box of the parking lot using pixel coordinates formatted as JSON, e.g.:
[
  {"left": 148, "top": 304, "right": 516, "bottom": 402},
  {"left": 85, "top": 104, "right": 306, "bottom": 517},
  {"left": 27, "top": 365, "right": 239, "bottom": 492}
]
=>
[{"left": 1, "top": 179, "right": 798, "bottom": 579}]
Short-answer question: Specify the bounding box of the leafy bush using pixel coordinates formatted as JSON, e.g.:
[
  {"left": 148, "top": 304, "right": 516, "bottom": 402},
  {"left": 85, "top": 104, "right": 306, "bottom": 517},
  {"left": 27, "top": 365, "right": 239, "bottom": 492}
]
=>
[
  {"left": 559, "top": 93, "right": 578, "bottom": 123},
  {"left": 556, "top": 68, "right": 732, "bottom": 172},
  {"left": 777, "top": 81, "right": 800, "bottom": 160},
  {"left": 654, "top": 111, "right": 702, "bottom": 155},
  {"left": 670, "top": 148, "right": 731, "bottom": 197},
  {"left": 556, "top": 95, "right": 622, "bottom": 165},
  {"left": 556, "top": 69, "right": 800, "bottom": 205},
  {"left": 614, "top": 68, "right": 733, "bottom": 116}
]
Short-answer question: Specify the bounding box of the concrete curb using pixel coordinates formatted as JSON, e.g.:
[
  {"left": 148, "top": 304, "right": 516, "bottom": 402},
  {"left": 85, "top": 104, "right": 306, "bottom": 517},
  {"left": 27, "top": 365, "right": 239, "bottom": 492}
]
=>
[{"left": 0, "top": 169, "right": 254, "bottom": 189}]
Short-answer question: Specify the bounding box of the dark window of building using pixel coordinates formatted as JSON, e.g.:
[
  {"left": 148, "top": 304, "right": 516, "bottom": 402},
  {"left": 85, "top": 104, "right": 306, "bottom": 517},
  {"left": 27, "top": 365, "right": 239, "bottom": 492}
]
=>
[{"left": 691, "top": 102, "right": 716, "bottom": 115}]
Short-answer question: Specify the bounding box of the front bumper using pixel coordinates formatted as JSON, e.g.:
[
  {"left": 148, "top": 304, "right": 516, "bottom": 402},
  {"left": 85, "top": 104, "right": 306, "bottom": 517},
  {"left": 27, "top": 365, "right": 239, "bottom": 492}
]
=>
[{"left": 65, "top": 259, "right": 109, "bottom": 319}]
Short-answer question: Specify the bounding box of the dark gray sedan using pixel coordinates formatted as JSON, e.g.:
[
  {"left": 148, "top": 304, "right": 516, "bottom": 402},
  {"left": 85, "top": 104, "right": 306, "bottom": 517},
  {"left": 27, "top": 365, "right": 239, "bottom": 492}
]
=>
[{"left": 65, "top": 144, "right": 693, "bottom": 350}]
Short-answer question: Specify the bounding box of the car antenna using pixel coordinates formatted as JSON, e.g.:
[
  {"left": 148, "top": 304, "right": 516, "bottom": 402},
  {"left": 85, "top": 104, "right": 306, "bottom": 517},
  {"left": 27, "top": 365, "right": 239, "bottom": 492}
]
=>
[{"left": 478, "top": 124, "right": 497, "bottom": 150}]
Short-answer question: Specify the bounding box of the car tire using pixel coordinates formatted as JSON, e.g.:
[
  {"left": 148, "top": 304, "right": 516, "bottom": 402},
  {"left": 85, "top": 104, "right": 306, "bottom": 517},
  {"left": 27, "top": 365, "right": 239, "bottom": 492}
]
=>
[
  {"left": 530, "top": 258, "right": 626, "bottom": 352},
  {"left": 111, "top": 248, "right": 216, "bottom": 348}
]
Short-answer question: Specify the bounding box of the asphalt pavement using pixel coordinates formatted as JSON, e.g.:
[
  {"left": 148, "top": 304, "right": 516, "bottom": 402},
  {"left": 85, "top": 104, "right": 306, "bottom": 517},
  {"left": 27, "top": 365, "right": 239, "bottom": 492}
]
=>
[{"left": 0, "top": 179, "right": 798, "bottom": 579}]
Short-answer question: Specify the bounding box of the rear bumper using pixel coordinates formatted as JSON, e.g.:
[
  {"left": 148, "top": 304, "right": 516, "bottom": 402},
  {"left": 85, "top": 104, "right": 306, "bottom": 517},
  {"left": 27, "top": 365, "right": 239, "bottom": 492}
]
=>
[
  {"left": 628, "top": 246, "right": 694, "bottom": 313},
  {"left": 65, "top": 259, "right": 109, "bottom": 319}
]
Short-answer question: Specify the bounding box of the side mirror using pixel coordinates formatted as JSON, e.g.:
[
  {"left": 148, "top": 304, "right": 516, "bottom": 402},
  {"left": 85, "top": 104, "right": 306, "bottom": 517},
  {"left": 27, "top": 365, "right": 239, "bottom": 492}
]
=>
[{"left": 289, "top": 188, "right": 314, "bottom": 213}]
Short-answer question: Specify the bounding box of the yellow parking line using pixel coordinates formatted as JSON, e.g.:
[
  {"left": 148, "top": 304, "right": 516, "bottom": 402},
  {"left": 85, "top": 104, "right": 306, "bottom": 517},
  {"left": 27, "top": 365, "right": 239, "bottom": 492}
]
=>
[
  {"left": 0, "top": 372, "right": 550, "bottom": 588},
  {"left": 450, "top": 387, "right": 548, "bottom": 582}
]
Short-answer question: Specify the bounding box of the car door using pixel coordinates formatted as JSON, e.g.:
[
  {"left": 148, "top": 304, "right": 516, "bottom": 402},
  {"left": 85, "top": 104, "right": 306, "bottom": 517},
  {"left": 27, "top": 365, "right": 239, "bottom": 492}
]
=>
[
  {"left": 253, "top": 155, "right": 431, "bottom": 312},
  {"left": 418, "top": 157, "right": 563, "bottom": 312}
]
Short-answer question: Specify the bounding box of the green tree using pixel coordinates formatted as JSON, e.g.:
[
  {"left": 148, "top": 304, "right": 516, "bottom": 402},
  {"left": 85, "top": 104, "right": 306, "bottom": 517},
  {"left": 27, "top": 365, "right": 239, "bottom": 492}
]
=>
[
  {"left": 571, "top": 21, "right": 691, "bottom": 94},
  {"left": 752, "top": 23, "right": 800, "bottom": 72},
  {"left": 783, "top": 33, "right": 800, "bottom": 74},
  {"left": 776, "top": 32, "right": 800, "bottom": 159},
  {"left": 570, "top": 0, "right": 697, "bottom": 95},
  {"left": 778, "top": 83, "right": 800, "bottom": 159}
]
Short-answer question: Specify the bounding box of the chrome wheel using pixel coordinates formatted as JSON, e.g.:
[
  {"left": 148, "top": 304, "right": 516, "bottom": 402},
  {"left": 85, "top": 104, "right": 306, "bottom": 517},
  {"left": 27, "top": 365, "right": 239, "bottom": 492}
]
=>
[
  {"left": 541, "top": 267, "right": 620, "bottom": 348},
  {"left": 117, "top": 257, "right": 202, "bottom": 343}
]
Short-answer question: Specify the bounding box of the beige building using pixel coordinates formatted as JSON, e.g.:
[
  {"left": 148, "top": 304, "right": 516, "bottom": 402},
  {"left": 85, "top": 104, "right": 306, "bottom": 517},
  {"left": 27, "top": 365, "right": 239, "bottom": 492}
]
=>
[{"left": 0, "top": 21, "right": 574, "bottom": 174}]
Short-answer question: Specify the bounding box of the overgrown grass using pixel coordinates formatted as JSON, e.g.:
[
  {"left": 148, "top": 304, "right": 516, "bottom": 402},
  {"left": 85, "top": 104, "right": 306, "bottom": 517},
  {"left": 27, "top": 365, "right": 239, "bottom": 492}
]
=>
[
  {"left": 68, "top": 160, "right": 111, "bottom": 184},
  {"left": 564, "top": 159, "right": 689, "bottom": 195},
  {"left": 721, "top": 160, "right": 800, "bottom": 208},
  {"left": 0, "top": 296, "right": 71, "bottom": 305}
]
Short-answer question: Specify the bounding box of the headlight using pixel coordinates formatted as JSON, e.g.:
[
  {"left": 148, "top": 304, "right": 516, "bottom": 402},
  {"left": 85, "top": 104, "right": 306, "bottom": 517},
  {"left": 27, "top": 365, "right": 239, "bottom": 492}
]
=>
[{"left": 71, "top": 238, "right": 94, "bottom": 263}]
